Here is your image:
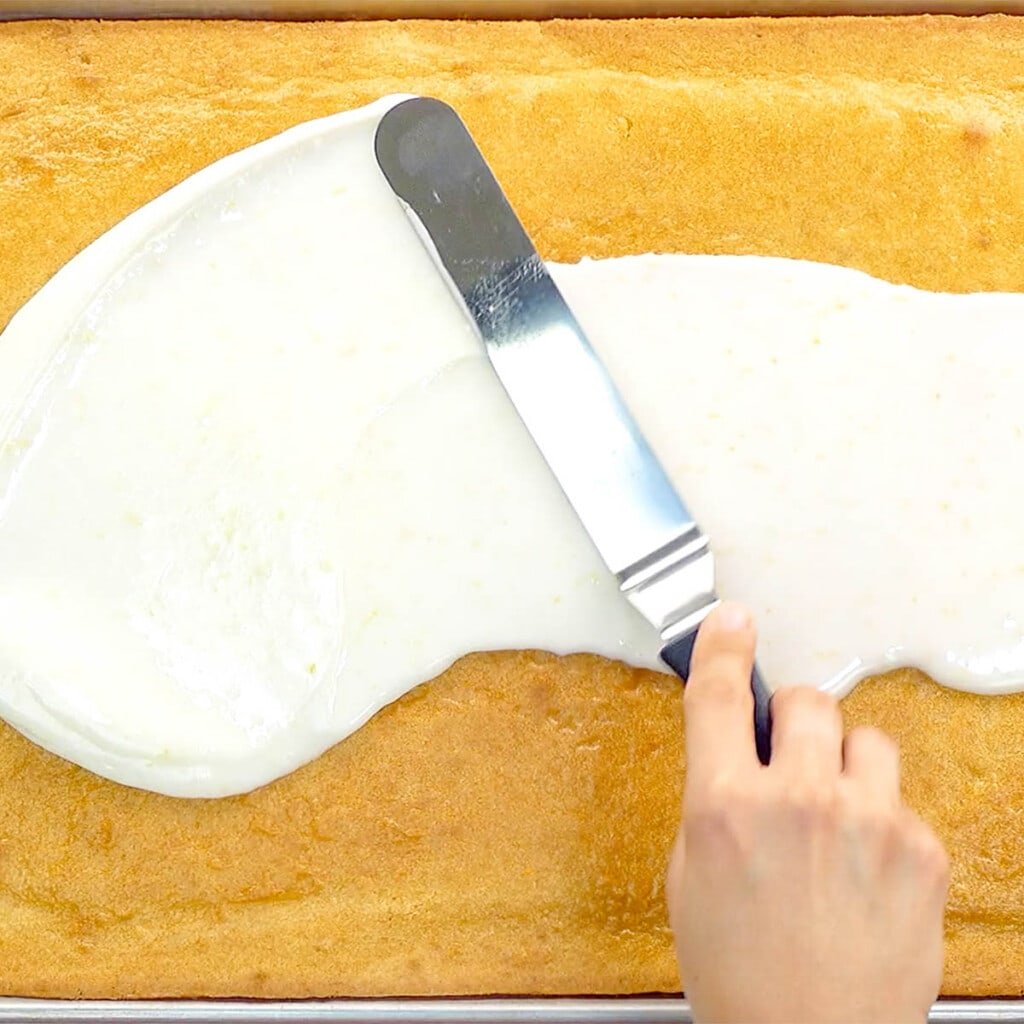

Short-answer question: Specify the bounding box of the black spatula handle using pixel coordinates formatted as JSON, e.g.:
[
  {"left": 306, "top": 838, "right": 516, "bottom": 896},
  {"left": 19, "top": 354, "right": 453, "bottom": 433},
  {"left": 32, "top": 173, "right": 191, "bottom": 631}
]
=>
[{"left": 661, "top": 631, "right": 773, "bottom": 765}]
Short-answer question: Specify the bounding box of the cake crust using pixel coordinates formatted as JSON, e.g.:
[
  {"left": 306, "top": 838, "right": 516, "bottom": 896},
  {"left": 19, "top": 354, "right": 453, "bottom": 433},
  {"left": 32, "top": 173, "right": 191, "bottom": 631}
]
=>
[{"left": 2, "top": 15, "right": 1024, "bottom": 999}]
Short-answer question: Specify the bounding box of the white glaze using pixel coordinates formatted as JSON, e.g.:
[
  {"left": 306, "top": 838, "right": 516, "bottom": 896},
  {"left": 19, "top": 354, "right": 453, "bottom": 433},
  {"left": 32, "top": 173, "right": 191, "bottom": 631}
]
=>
[{"left": 0, "top": 97, "right": 1022, "bottom": 797}]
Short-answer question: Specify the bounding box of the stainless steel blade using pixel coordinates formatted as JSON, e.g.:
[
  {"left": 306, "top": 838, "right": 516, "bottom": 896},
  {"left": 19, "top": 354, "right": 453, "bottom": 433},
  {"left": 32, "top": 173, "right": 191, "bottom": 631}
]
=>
[
  {"left": 374, "top": 96, "right": 773, "bottom": 762},
  {"left": 373, "top": 96, "right": 716, "bottom": 642}
]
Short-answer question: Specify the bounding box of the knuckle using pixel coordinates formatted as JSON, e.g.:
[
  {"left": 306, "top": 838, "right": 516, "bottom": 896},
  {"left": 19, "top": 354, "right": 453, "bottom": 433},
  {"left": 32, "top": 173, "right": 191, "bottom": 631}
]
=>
[
  {"left": 683, "top": 797, "right": 732, "bottom": 844},
  {"left": 785, "top": 781, "right": 837, "bottom": 824},
  {"left": 773, "top": 684, "right": 837, "bottom": 718},
  {"left": 849, "top": 725, "right": 897, "bottom": 756},
  {"left": 920, "top": 832, "right": 952, "bottom": 884},
  {"left": 853, "top": 803, "right": 898, "bottom": 842},
  {"left": 684, "top": 777, "right": 756, "bottom": 844},
  {"left": 686, "top": 775, "right": 738, "bottom": 817},
  {"left": 903, "top": 815, "right": 951, "bottom": 883},
  {"left": 685, "top": 670, "right": 751, "bottom": 713},
  {"left": 683, "top": 794, "right": 722, "bottom": 833}
]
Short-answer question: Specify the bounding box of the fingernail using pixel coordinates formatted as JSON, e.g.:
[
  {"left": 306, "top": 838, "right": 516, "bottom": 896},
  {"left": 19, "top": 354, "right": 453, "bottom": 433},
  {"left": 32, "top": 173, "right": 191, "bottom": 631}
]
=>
[{"left": 713, "top": 601, "right": 751, "bottom": 632}]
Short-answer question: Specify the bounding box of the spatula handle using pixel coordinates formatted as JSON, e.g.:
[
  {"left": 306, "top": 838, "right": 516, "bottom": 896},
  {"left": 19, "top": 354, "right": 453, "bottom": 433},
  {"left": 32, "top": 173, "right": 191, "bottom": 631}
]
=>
[{"left": 661, "top": 632, "right": 773, "bottom": 765}]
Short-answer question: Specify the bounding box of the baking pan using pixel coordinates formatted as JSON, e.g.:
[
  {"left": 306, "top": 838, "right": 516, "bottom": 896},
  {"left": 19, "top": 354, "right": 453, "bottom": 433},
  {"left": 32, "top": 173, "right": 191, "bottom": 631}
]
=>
[
  {"left": 0, "top": 1000, "right": 1024, "bottom": 1022},
  {"left": 2, "top": 5, "right": 1023, "bottom": 1022},
  {"left": 5, "top": 0, "right": 1024, "bottom": 18}
]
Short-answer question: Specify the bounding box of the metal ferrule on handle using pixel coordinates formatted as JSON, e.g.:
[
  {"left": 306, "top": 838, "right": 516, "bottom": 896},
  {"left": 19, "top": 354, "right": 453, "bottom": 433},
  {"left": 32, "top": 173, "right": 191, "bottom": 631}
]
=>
[
  {"left": 618, "top": 525, "right": 716, "bottom": 642},
  {"left": 619, "top": 529, "right": 772, "bottom": 764}
]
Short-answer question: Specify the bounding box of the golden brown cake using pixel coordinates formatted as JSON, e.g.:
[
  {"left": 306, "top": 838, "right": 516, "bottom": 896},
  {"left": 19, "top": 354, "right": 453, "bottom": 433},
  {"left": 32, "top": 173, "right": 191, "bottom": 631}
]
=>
[{"left": 1, "top": 14, "right": 1024, "bottom": 1000}]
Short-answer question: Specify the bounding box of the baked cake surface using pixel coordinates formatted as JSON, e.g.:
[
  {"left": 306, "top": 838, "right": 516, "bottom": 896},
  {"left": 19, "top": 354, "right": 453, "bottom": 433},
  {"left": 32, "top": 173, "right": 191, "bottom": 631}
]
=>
[{"left": 1, "top": 15, "right": 1024, "bottom": 998}]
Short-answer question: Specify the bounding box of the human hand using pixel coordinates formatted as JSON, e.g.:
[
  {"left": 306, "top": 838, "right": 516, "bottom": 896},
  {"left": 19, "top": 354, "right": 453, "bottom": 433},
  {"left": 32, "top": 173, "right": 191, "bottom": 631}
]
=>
[{"left": 667, "top": 603, "right": 949, "bottom": 1024}]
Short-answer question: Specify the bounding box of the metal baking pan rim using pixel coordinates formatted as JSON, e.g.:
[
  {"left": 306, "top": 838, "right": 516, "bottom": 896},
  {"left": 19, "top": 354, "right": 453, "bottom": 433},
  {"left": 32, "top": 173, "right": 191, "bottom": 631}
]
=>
[
  {"left": 0, "top": 8, "right": 1020, "bottom": 1024},
  {"left": 1, "top": 997, "right": 1024, "bottom": 1022},
  {"left": 7, "top": 0, "right": 1024, "bottom": 19}
]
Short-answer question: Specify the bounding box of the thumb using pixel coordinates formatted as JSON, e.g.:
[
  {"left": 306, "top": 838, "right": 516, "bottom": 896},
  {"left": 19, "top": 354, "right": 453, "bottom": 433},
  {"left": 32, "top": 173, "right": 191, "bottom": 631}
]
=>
[{"left": 665, "top": 814, "right": 687, "bottom": 931}]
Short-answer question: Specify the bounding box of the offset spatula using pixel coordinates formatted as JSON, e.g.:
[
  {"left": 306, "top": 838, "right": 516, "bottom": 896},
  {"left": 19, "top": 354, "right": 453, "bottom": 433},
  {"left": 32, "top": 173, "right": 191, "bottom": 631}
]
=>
[{"left": 374, "top": 96, "right": 773, "bottom": 764}]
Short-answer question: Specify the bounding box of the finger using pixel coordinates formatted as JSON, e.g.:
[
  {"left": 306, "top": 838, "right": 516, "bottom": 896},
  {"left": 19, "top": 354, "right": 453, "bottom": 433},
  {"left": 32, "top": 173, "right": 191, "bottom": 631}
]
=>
[
  {"left": 843, "top": 726, "right": 900, "bottom": 808},
  {"left": 895, "top": 810, "right": 951, "bottom": 901},
  {"left": 665, "top": 826, "right": 686, "bottom": 932},
  {"left": 770, "top": 685, "right": 843, "bottom": 779},
  {"left": 683, "top": 602, "right": 760, "bottom": 783}
]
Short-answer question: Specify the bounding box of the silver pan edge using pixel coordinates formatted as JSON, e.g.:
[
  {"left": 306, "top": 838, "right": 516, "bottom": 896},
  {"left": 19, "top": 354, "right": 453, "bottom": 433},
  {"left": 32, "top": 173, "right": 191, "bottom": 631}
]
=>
[{"left": 0, "top": 999, "right": 1022, "bottom": 1022}]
